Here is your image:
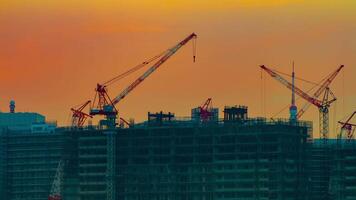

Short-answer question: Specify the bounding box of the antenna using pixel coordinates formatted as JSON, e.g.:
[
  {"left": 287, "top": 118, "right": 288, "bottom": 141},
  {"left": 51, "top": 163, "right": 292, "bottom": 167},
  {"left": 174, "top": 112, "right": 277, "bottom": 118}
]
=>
[
  {"left": 292, "top": 62, "right": 295, "bottom": 106},
  {"left": 10, "top": 100, "right": 15, "bottom": 113},
  {"left": 290, "top": 61, "right": 297, "bottom": 121}
]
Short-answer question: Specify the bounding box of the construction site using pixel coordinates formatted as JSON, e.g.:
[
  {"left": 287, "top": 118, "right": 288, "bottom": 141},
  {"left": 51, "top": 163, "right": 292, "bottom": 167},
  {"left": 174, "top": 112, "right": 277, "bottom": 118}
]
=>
[{"left": 0, "top": 33, "right": 355, "bottom": 200}]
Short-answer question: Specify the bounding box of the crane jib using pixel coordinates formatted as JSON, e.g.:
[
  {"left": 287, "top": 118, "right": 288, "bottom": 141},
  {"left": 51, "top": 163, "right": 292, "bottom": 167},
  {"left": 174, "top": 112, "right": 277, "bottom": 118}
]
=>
[
  {"left": 111, "top": 33, "right": 196, "bottom": 106},
  {"left": 84, "top": 33, "right": 197, "bottom": 128}
]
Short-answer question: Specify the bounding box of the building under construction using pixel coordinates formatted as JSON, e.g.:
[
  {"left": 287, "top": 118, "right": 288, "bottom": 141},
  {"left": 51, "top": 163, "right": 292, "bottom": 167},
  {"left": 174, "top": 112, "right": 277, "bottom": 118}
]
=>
[
  {"left": 1, "top": 106, "right": 356, "bottom": 200},
  {"left": 0, "top": 105, "right": 320, "bottom": 200}
]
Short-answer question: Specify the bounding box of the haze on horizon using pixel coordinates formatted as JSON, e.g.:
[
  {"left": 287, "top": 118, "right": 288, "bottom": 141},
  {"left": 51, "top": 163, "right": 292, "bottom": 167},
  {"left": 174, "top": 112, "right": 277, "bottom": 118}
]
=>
[{"left": 0, "top": 0, "right": 355, "bottom": 138}]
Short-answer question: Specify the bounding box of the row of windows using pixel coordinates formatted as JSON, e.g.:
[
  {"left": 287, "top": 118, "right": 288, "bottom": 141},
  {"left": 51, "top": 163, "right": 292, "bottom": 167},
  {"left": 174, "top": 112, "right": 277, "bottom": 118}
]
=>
[
  {"left": 7, "top": 158, "right": 61, "bottom": 164},
  {"left": 79, "top": 166, "right": 106, "bottom": 173},
  {"left": 117, "top": 136, "right": 282, "bottom": 147},
  {"left": 116, "top": 155, "right": 289, "bottom": 165},
  {"left": 8, "top": 171, "right": 54, "bottom": 178},
  {"left": 116, "top": 145, "right": 284, "bottom": 155}
]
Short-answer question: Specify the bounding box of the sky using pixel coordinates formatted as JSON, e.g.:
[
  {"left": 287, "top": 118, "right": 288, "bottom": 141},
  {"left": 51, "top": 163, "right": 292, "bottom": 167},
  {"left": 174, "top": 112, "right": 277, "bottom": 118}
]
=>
[{"left": 0, "top": 0, "right": 355, "bottom": 138}]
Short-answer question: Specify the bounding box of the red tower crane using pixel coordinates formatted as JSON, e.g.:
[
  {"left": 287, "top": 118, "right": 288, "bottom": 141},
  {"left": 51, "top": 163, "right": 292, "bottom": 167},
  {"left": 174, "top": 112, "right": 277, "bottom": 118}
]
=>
[
  {"left": 200, "top": 98, "right": 213, "bottom": 121},
  {"left": 88, "top": 33, "right": 197, "bottom": 128},
  {"left": 70, "top": 100, "right": 92, "bottom": 127},
  {"left": 260, "top": 65, "right": 344, "bottom": 140},
  {"left": 338, "top": 111, "right": 356, "bottom": 140}
]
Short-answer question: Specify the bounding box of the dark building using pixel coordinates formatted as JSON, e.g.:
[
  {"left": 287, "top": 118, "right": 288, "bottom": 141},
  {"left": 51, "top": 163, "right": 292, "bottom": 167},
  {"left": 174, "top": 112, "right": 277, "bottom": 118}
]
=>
[
  {"left": 114, "top": 117, "right": 312, "bottom": 200},
  {"left": 329, "top": 140, "right": 356, "bottom": 200},
  {"left": 2, "top": 108, "right": 356, "bottom": 200}
]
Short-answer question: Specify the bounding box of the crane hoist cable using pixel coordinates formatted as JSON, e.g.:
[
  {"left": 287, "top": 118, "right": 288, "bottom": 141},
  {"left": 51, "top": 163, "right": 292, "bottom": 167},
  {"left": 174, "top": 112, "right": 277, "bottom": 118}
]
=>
[
  {"left": 261, "top": 64, "right": 344, "bottom": 140},
  {"left": 103, "top": 35, "right": 197, "bottom": 87},
  {"left": 268, "top": 67, "right": 330, "bottom": 120},
  {"left": 271, "top": 68, "right": 319, "bottom": 86},
  {"left": 103, "top": 50, "right": 167, "bottom": 87},
  {"left": 270, "top": 72, "right": 326, "bottom": 119}
]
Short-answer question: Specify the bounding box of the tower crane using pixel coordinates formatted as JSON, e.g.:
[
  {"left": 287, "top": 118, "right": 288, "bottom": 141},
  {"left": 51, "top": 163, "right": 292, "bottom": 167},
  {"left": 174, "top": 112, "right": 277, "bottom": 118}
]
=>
[
  {"left": 338, "top": 111, "right": 356, "bottom": 140},
  {"left": 260, "top": 65, "right": 344, "bottom": 140},
  {"left": 199, "top": 98, "right": 213, "bottom": 121},
  {"left": 88, "top": 33, "right": 197, "bottom": 128},
  {"left": 70, "top": 100, "right": 92, "bottom": 127},
  {"left": 48, "top": 160, "right": 63, "bottom": 200}
]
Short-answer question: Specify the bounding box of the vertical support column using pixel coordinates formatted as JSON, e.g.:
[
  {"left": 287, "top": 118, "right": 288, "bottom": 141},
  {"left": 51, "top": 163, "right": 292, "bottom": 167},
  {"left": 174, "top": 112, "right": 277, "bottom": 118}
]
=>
[
  {"left": 106, "top": 131, "right": 116, "bottom": 200},
  {"left": 319, "top": 108, "right": 329, "bottom": 142}
]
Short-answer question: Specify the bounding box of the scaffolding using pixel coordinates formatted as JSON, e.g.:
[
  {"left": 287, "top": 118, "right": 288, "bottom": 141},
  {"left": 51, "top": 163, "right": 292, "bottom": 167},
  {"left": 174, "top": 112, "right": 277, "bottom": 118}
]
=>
[
  {"left": 116, "top": 119, "right": 311, "bottom": 200},
  {"left": 331, "top": 140, "right": 356, "bottom": 200},
  {"left": 3, "top": 132, "right": 64, "bottom": 200},
  {"left": 223, "top": 106, "right": 248, "bottom": 122},
  {"left": 148, "top": 112, "right": 175, "bottom": 126},
  {"left": 4, "top": 116, "right": 356, "bottom": 200}
]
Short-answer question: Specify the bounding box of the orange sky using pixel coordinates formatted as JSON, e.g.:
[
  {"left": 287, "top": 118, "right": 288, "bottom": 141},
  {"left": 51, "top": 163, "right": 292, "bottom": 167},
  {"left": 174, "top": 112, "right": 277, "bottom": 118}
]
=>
[{"left": 0, "top": 0, "right": 355, "bottom": 138}]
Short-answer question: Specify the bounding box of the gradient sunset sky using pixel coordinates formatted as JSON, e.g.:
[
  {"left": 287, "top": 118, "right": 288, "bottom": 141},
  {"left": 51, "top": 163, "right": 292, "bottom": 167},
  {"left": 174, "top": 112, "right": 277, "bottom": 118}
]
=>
[{"left": 1, "top": 0, "right": 355, "bottom": 137}]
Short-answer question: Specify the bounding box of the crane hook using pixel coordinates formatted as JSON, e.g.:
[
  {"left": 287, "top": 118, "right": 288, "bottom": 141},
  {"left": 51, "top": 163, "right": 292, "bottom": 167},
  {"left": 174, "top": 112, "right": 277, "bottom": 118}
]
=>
[{"left": 193, "top": 36, "right": 197, "bottom": 62}]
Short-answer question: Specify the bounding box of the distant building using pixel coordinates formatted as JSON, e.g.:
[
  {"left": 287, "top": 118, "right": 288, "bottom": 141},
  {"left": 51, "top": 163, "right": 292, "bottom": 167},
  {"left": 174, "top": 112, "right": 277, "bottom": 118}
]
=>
[
  {"left": 0, "top": 112, "right": 58, "bottom": 134},
  {"left": 31, "top": 122, "right": 57, "bottom": 134},
  {"left": 0, "top": 112, "right": 45, "bottom": 131}
]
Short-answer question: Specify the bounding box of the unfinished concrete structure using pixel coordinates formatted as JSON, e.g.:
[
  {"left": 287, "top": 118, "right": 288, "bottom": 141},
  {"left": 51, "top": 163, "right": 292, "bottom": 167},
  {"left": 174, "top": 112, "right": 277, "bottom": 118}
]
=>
[
  {"left": 115, "top": 118, "right": 311, "bottom": 200},
  {"left": 2, "top": 107, "right": 356, "bottom": 200}
]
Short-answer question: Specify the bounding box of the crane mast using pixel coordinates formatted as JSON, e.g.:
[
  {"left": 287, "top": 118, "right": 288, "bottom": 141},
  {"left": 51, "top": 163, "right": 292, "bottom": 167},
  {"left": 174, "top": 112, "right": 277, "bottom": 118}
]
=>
[
  {"left": 48, "top": 160, "right": 63, "bottom": 200},
  {"left": 260, "top": 65, "right": 344, "bottom": 140},
  {"left": 90, "top": 33, "right": 197, "bottom": 128}
]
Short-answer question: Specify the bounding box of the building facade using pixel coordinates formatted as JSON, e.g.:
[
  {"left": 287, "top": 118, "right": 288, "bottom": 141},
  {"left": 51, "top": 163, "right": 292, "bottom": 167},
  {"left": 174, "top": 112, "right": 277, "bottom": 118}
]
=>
[
  {"left": 115, "top": 119, "right": 311, "bottom": 200},
  {"left": 2, "top": 117, "right": 356, "bottom": 200}
]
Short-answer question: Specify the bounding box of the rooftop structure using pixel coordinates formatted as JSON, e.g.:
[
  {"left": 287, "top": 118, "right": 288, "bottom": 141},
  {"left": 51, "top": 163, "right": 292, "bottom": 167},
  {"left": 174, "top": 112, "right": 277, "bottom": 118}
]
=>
[
  {"left": 148, "top": 111, "right": 175, "bottom": 126},
  {"left": 223, "top": 106, "right": 248, "bottom": 122}
]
